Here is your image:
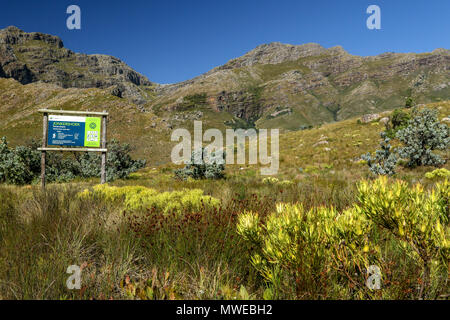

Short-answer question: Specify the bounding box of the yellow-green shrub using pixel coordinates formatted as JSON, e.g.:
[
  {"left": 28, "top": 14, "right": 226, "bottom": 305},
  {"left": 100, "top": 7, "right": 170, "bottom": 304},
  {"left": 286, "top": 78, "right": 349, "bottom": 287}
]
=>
[
  {"left": 262, "top": 177, "right": 279, "bottom": 184},
  {"left": 262, "top": 177, "right": 294, "bottom": 187},
  {"left": 425, "top": 168, "right": 450, "bottom": 180},
  {"left": 278, "top": 180, "right": 295, "bottom": 187},
  {"left": 356, "top": 177, "right": 449, "bottom": 298},
  {"left": 238, "top": 177, "right": 449, "bottom": 299},
  {"left": 78, "top": 184, "right": 220, "bottom": 214},
  {"left": 357, "top": 177, "right": 448, "bottom": 252},
  {"left": 237, "top": 203, "right": 374, "bottom": 298}
]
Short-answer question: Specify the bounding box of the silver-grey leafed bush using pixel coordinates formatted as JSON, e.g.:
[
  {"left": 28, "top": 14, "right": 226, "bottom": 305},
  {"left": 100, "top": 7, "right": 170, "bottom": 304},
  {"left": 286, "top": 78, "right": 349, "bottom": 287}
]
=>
[
  {"left": 396, "top": 107, "right": 449, "bottom": 168},
  {"left": 362, "top": 132, "right": 398, "bottom": 175},
  {"left": 175, "top": 148, "right": 225, "bottom": 180}
]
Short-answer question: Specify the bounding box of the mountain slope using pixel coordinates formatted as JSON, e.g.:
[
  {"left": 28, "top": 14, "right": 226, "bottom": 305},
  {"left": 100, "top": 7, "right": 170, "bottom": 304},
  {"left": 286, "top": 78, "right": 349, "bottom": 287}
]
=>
[
  {"left": 0, "top": 77, "right": 231, "bottom": 165},
  {"left": 151, "top": 42, "right": 450, "bottom": 130}
]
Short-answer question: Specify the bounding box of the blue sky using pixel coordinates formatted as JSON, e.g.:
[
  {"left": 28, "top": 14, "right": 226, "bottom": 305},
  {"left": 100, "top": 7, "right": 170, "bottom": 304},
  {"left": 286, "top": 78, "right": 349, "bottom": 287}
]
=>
[{"left": 1, "top": 0, "right": 449, "bottom": 83}]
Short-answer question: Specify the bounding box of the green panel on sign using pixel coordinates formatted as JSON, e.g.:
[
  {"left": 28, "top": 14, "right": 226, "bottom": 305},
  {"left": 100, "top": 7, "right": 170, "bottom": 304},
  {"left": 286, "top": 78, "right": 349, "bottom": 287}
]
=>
[{"left": 84, "top": 117, "right": 101, "bottom": 147}]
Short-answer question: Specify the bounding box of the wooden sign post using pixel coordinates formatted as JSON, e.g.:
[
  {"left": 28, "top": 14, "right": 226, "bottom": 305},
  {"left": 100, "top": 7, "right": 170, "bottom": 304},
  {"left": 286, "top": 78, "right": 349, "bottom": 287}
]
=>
[
  {"left": 38, "top": 109, "right": 109, "bottom": 188},
  {"left": 101, "top": 111, "right": 107, "bottom": 184},
  {"left": 41, "top": 111, "right": 48, "bottom": 188}
]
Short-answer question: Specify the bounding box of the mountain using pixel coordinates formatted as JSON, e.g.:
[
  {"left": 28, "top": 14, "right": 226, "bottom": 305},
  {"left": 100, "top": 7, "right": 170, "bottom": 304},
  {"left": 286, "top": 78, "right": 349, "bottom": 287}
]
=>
[
  {"left": 0, "top": 26, "right": 449, "bottom": 165},
  {"left": 0, "top": 26, "right": 154, "bottom": 104},
  {"left": 150, "top": 42, "right": 450, "bottom": 129}
]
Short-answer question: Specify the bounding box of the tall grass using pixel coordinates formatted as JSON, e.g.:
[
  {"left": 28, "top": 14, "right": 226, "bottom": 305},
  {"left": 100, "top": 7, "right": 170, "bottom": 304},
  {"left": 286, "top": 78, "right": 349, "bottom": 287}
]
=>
[{"left": 0, "top": 171, "right": 447, "bottom": 299}]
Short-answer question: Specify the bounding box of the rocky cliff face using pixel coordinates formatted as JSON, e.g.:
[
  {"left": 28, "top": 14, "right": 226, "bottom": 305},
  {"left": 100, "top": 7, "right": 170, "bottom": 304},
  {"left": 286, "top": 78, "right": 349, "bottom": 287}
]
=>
[{"left": 0, "top": 26, "right": 153, "bottom": 104}]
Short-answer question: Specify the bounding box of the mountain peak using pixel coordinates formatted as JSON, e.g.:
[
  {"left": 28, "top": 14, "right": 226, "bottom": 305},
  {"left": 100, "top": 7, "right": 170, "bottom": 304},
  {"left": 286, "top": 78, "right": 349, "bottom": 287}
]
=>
[
  {"left": 432, "top": 48, "right": 450, "bottom": 55},
  {"left": 0, "top": 25, "right": 64, "bottom": 48},
  {"left": 221, "top": 42, "right": 326, "bottom": 69},
  {"left": 3, "top": 26, "right": 22, "bottom": 32},
  {"left": 326, "top": 45, "right": 348, "bottom": 55}
]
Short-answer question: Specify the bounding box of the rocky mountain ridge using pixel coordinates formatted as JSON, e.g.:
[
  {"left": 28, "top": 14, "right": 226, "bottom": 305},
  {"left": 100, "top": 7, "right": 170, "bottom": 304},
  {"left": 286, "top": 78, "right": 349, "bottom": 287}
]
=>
[{"left": 1, "top": 26, "right": 449, "bottom": 130}]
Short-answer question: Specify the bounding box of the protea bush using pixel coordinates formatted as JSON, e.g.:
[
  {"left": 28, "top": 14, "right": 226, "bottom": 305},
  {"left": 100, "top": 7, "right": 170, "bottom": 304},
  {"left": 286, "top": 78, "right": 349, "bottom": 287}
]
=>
[
  {"left": 357, "top": 177, "right": 449, "bottom": 299},
  {"left": 425, "top": 168, "right": 450, "bottom": 180},
  {"left": 237, "top": 177, "right": 449, "bottom": 299},
  {"left": 237, "top": 203, "right": 376, "bottom": 299}
]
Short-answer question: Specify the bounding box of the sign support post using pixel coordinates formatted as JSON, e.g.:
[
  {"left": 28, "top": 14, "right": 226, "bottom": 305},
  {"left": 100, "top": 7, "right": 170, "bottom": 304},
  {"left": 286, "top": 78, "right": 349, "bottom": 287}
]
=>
[
  {"left": 38, "top": 109, "right": 108, "bottom": 188},
  {"left": 41, "top": 112, "right": 48, "bottom": 188},
  {"left": 101, "top": 110, "right": 107, "bottom": 184}
]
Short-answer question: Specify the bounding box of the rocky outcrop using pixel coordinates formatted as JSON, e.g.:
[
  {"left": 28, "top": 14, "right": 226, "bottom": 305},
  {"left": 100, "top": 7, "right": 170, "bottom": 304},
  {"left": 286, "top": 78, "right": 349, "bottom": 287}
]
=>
[
  {"left": 0, "top": 43, "right": 36, "bottom": 84},
  {"left": 0, "top": 26, "right": 63, "bottom": 47},
  {"left": 379, "top": 117, "right": 390, "bottom": 126},
  {"left": 216, "top": 90, "right": 266, "bottom": 122}
]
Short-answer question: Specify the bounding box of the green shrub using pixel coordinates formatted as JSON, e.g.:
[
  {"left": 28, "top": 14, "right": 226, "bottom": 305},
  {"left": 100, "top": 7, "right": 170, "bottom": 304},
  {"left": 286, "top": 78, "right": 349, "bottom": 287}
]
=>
[
  {"left": 237, "top": 203, "right": 374, "bottom": 298},
  {"left": 0, "top": 137, "right": 37, "bottom": 185},
  {"left": 391, "top": 109, "right": 410, "bottom": 129},
  {"left": 79, "top": 184, "right": 220, "bottom": 214},
  {"left": 425, "top": 168, "right": 450, "bottom": 180},
  {"left": 405, "top": 97, "right": 414, "bottom": 108},
  {"left": 385, "top": 109, "right": 410, "bottom": 138},
  {"left": 0, "top": 137, "right": 145, "bottom": 185},
  {"left": 238, "top": 177, "right": 449, "bottom": 299},
  {"left": 76, "top": 139, "right": 146, "bottom": 181}
]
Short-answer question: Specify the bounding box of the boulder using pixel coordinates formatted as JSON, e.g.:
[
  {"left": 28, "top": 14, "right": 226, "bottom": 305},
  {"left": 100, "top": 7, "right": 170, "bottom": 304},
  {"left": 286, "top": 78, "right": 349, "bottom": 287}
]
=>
[
  {"left": 313, "top": 140, "right": 329, "bottom": 147},
  {"left": 361, "top": 113, "right": 381, "bottom": 123},
  {"left": 379, "top": 117, "right": 390, "bottom": 126}
]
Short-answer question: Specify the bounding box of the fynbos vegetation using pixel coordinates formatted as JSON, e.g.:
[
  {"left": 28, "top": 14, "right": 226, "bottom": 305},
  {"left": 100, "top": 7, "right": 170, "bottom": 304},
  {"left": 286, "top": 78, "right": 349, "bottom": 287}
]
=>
[
  {"left": 0, "top": 87, "right": 449, "bottom": 300},
  {"left": 363, "top": 106, "right": 449, "bottom": 175},
  {"left": 238, "top": 177, "right": 449, "bottom": 299},
  {"left": 175, "top": 148, "right": 225, "bottom": 180},
  {"left": 362, "top": 132, "right": 398, "bottom": 175},
  {"left": 396, "top": 107, "right": 449, "bottom": 167}
]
